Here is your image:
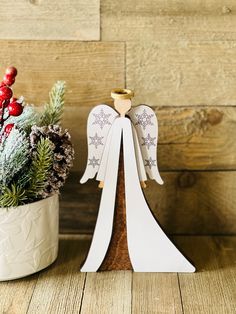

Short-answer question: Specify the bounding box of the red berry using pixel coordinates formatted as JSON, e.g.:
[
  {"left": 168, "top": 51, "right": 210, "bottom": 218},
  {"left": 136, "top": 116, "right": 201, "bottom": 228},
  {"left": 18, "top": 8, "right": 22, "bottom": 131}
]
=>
[
  {"left": 0, "top": 86, "right": 13, "bottom": 100},
  {"left": 5, "top": 66, "right": 17, "bottom": 78},
  {"left": 0, "top": 82, "right": 6, "bottom": 88},
  {"left": 8, "top": 101, "right": 23, "bottom": 116},
  {"left": 4, "top": 123, "right": 14, "bottom": 135},
  {"left": 3, "top": 74, "right": 15, "bottom": 86}
]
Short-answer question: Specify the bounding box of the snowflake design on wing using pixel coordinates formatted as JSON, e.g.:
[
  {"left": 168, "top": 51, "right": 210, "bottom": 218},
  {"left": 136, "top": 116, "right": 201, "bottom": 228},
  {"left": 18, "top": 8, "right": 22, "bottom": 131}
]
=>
[
  {"left": 142, "top": 133, "right": 156, "bottom": 150},
  {"left": 145, "top": 157, "right": 156, "bottom": 169},
  {"left": 88, "top": 156, "right": 100, "bottom": 168},
  {"left": 135, "top": 109, "right": 154, "bottom": 130},
  {"left": 93, "top": 109, "right": 111, "bottom": 129},
  {"left": 89, "top": 133, "right": 104, "bottom": 149}
]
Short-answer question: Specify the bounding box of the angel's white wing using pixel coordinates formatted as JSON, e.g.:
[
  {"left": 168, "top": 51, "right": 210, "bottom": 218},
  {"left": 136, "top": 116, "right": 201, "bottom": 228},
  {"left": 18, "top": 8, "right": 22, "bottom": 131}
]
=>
[
  {"left": 80, "top": 104, "right": 118, "bottom": 184},
  {"left": 128, "top": 105, "right": 164, "bottom": 185}
]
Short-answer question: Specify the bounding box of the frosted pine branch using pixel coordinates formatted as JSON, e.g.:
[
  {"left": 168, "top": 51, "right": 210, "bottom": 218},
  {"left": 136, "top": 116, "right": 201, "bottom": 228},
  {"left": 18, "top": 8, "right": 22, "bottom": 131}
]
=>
[
  {"left": 39, "top": 81, "right": 66, "bottom": 126},
  {"left": 0, "top": 127, "right": 29, "bottom": 187}
]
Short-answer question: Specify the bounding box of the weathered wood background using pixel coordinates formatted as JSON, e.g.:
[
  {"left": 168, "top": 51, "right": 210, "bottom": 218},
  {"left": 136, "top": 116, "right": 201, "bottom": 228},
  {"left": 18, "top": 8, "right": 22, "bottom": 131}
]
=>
[{"left": 0, "top": 0, "right": 235, "bottom": 234}]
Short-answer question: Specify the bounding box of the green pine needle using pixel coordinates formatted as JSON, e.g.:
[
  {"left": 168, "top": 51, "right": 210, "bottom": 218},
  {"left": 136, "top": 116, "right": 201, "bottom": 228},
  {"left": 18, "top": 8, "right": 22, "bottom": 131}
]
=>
[
  {"left": 39, "top": 81, "right": 66, "bottom": 126},
  {"left": 26, "top": 138, "right": 53, "bottom": 199},
  {"left": 0, "top": 184, "right": 27, "bottom": 208}
]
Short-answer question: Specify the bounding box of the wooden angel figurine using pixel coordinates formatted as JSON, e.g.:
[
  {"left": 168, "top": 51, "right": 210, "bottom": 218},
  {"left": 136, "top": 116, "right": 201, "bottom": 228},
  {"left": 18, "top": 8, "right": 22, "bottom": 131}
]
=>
[{"left": 80, "top": 89, "right": 195, "bottom": 273}]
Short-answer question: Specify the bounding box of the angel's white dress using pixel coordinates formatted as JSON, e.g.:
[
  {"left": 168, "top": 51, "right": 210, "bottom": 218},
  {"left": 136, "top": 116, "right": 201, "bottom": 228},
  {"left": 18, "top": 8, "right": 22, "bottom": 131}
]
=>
[{"left": 80, "top": 105, "right": 195, "bottom": 272}]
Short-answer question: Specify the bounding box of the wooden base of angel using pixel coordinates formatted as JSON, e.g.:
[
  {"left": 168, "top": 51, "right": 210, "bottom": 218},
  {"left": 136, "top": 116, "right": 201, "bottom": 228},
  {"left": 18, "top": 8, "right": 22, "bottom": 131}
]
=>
[
  {"left": 80, "top": 89, "right": 195, "bottom": 273},
  {"left": 99, "top": 147, "right": 132, "bottom": 271}
]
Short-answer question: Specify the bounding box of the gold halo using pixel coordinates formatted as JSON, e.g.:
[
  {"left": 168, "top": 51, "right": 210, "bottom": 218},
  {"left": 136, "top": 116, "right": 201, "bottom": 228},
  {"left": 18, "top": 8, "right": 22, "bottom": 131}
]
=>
[{"left": 111, "top": 88, "right": 134, "bottom": 100}]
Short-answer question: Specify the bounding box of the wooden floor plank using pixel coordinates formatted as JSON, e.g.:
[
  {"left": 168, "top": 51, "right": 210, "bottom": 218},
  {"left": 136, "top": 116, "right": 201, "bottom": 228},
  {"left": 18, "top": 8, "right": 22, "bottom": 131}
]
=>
[
  {"left": 80, "top": 271, "right": 132, "bottom": 314},
  {"left": 177, "top": 236, "right": 236, "bottom": 314},
  {"left": 27, "top": 235, "right": 89, "bottom": 314},
  {"left": 0, "top": 274, "right": 38, "bottom": 314},
  {"left": 132, "top": 273, "right": 183, "bottom": 314},
  {"left": 1, "top": 236, "right": 236, "bottom": 313}
]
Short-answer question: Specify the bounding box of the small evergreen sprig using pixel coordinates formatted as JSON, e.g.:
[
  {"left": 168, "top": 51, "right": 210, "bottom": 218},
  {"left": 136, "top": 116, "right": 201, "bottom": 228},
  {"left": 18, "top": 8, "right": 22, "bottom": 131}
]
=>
[
  {"left": 26, "top": 138, "right": 53, "bottom": 199},
  {"left": 39, "top": 81, "right": 66, "bottom": 126},
  {"left": 0, "top": 184, "right": 27, "bottom": 208}
]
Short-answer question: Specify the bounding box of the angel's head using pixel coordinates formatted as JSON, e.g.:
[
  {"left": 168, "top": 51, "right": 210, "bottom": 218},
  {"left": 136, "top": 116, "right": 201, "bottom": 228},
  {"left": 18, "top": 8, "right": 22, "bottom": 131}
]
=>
[{"left": 111, "top": 88, "right": 134, "bottom": 117}]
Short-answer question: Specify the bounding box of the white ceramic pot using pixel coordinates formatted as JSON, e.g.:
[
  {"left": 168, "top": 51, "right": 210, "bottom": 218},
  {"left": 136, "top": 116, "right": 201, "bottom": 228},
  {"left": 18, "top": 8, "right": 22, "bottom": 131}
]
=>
[{"left": 0, "top": 194, "right": 59, "bottom": 281}]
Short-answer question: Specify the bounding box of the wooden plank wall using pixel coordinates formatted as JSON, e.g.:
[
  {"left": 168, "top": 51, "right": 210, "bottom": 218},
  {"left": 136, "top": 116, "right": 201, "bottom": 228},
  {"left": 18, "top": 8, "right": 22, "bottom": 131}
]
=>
[{"left": 0, "top": 0, "right": 236, "bottom": 234}]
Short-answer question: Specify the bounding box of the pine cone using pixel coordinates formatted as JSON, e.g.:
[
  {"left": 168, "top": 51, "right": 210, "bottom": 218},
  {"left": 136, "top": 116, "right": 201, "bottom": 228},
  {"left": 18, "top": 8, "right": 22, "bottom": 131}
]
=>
[{"left": 30, "top": 125, "right": 74, "bottom": 197}]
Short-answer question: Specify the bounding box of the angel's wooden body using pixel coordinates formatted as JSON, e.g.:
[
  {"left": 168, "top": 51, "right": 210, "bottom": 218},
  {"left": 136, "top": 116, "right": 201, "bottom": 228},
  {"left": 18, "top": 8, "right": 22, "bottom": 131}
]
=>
[
  {"left": 80, "top": 97, "right": 195, "bottom": 273},
  {"left": 100, "top": 147, "right": 132, "bottom": 271}
]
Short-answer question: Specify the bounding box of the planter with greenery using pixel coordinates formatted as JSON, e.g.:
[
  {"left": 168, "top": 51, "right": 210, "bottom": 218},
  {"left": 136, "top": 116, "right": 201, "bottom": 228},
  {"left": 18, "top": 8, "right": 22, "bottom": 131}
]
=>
[{"left": 0, "top": 67, "right": 74, "bottom": 280}]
